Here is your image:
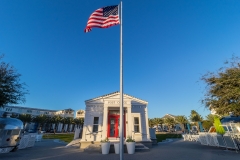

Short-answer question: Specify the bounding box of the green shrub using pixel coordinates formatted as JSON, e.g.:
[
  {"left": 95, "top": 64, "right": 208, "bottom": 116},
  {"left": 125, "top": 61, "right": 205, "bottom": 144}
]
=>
[{"left": 156, "top": 134, "right": 182, "bottom": 142}]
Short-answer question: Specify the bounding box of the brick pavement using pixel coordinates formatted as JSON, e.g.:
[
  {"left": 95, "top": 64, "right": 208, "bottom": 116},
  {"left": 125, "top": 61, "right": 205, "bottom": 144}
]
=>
[{"left": 1, "top": 139, "right": 239, "bottom": 160}]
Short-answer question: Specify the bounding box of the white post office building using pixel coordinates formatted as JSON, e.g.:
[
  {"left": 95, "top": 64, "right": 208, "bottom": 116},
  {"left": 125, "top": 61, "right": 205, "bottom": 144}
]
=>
[{"left": 80, "top": 91, "right": 151, "bottom": 148}]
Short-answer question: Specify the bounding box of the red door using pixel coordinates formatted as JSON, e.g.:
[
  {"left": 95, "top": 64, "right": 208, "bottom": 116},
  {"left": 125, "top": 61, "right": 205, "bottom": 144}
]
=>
[
  {"left": 107, "top": 112, "right": 126, "bottom": 138},
  {"left": 108, "top": 115, "right": 119, "bottom": 138}
]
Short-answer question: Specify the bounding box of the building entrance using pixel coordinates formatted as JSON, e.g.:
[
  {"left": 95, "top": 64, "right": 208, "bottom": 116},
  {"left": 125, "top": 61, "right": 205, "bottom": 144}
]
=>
[{"left": 107, "top": 110, "right": 125, "bottom": 138}]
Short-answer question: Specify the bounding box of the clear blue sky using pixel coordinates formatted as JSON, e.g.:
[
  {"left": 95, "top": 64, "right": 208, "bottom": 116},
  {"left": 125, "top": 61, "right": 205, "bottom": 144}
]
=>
[{"left": 1, "top": 0, "right": 240, "bottom": 119}]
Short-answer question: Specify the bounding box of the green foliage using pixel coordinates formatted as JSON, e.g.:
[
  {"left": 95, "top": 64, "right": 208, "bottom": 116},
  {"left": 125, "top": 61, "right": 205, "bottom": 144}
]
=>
[
  {"left": 205, "top": 114, "right": 215, "bottom": 124},
  {"left": 148, "top": 118, "right": 155, "bottom": 128},
  {"left": 0, "top": 55, "right": 28, "bottom": 107},
  {"left": 126, "top": 136, "right": 135, "bottom": 142},
  {"left": 74, "top": 118, "right": 84, "bottom": 127},
  {"left": 17, "top": 114, "right": 32, "bottom": 125},
  {"left": 202, "top": 120, "right": 213, "bottom": 131},
  {"left": 189, "top": 110, "right": 203, "bottom": 122},
  {"left": 201, "top": 55, "right": 240, "bottom": 116},
  {"left": 50, "top": 115, "right": 62, "bottom": 124},
  {"left": 164, "top": 118, "right": 176, "bottom": 130},
  {"left": 156, "top": 134, "right": 182, "bottom": 142},
  {"left": 32, "top": 115, "right": 48, "bottom": 127},
  {"left": 175, "top": 116, "right": 188, "bottom": 124},
  {"left": 213, "top": 117, "right": 225, "bottom": 135},
  {"left": 100, "top": 137, "right": 110, "bottom": 143},
  {"left": 175, "top": 115, "right": 188, "bottom": 131},
  {"left": 152, "top": 118, "right": 164, "bottom": 126}
]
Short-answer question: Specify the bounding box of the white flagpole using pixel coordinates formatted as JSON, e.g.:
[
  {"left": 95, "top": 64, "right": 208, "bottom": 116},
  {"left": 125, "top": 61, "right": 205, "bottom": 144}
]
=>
[{"left": 119, "top": 1, "right": 124, "bottom": 160}]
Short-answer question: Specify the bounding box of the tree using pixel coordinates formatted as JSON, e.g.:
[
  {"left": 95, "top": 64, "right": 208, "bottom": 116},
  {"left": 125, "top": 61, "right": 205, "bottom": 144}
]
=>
[
  {"left": 175, "top": 115, "right": 188, "bottom": 132},
  {"left": 17, "top": 114, "right": 32, "bottom": 130},
  {"left": 205, "top": 114, "right": 215, "bottom": 124},
  {"left": 164, "top": 118, "right": 176, "bottom": 132},
  {"left": 202, "top": 120, "right": 212, "bottom": 131},
  {"left": 205, "top": 114, "right": 220, "bottom": 124},
  {"left": 151, "top": 118, "right": 164, "bottom": 131},
  {"left": 201, "top": 55, "right": 240, "bottom": 116},
  {"left": 153, "top": 118, "right": 163, "bottom": 126},
  {"left": 74, "top": 118, "right": 84, "bottom": 128},
  {"left": 148, "top": 118, "right": 154, "bottom": 128},
  {"left": 51, "top": 115, "right": 62, "bottom": 131},
  {"left": 0, "top": 55, "right": 28, "bottom": 107},
  {"left": 189, "top": 110, "right": 203, "bottom": 122},
  {"left": 32, "top": 115, "right": 47, "bottom": 131},
  {"left": 65, "top": 117, "right": 74, "bottom": 132}
]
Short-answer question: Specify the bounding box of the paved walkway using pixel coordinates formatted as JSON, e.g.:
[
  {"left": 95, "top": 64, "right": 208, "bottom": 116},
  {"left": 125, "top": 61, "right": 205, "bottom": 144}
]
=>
[{"left": 1, "top": 139, "right": 239, "bottom": 160}]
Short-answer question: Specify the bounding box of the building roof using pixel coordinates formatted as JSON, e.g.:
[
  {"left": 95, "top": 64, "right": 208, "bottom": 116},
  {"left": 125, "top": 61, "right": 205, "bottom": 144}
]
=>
[
  {"left": 85, "top": 91, "right": 148, "bottom": 104},
  {"left": 162, "top": 114, "right": 177, "bottom": 119},
  {"left": 4, "top": 105, "right": 58, "bottom": 112}
]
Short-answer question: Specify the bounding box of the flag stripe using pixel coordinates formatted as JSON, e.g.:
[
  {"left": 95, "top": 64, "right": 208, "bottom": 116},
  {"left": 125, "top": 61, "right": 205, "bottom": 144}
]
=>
[
  {"left": 87, "top": 17, "right": 119, "bottom": 24},
  {"left": 84, "top": 5, "right": 120, "bottom": 33}
]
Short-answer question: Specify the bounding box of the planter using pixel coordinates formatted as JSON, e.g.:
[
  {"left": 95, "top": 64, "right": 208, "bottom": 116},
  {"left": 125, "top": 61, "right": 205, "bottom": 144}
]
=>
[
  {"left": 101, "top": 142, "right": 110, "bottom": 154},
  {"left": 114, "top": 143, "right": 119, "bottom": 154},
  {"left": 126, "top": 142, "right": 135, "bottom": 154}
]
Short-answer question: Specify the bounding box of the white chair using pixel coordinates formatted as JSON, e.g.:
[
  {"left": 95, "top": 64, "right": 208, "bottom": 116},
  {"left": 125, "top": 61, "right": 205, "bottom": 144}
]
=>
[
  {"left": 35, "top": 134, "right": 43, "bottom": 142},
  {"left": 182, "top": 134, "right": 187, "bottom": 141}
]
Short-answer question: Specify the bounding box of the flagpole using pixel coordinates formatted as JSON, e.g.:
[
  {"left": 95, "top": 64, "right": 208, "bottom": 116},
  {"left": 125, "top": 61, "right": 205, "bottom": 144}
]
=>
[{"left": 119, "top": 1, "right": 124, "bottom": 160}]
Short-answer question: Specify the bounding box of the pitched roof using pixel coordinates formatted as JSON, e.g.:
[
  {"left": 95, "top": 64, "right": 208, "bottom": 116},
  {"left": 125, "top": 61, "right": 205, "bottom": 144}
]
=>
[
  {"left": 85, "top": 91, "right": 148, "bottom": 104},
  {"left": 162, "top": 114, "right": 177, "bottom": 119}
]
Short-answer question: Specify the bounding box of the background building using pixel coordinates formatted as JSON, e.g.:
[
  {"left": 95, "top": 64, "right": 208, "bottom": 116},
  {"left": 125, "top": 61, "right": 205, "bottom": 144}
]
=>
[{"left": 0, "top": 106, "right": 79, "bottom": 133}]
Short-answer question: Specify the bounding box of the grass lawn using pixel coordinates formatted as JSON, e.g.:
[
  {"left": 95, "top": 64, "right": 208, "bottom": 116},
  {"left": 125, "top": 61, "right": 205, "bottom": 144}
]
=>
[
  {"left": 156, "top": 133, "right": 182, "bottom": 142},
  {"left": 43, "top": 133, "right": 74, "bottom": 143}
]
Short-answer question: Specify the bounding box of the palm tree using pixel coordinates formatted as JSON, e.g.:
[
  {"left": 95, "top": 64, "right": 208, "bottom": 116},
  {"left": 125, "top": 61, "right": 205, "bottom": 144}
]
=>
[
  {"left": 65, "top": 117, "right": 74, "bottom": 132},
  {"left": 50, "top": 115, "right": 60, "bottom": 131},
  {"left": 44, "top": 116, "right": 52, "bottom": 131},
  {"left": 152, "top": 118, "right": 164, "bottom": 131},
  {"left": 54, "top": 115, "right": 63, "bottom": 132},
  {"left": 189, "top": 110, "right": 203, "bottom": 122},
  {"left": 17, "top": 114, "right": 32, "bottom": 130},
  {"left": 175, "top": 115, "right": 188, "bottom": 133},
  {"left": 74, "top": 118, "right": 84, "bottom": 128},
  {"left": 32, "top": 115, "right": 47, "bottom": 132},
  {"left": 206, "top": 114, "right": 219, "bottom": 124},
  {"left": 189, "top": 110, "right": 203, "bottom": 132},
  {"left": 61, "top": 117, "right": 69, "bottom": 132},
  {"left": 164, "top": 118, "right": 176, "bottom": 132},
  {"left": 148, "top": 118, "right": 154, "bottom": 128}
]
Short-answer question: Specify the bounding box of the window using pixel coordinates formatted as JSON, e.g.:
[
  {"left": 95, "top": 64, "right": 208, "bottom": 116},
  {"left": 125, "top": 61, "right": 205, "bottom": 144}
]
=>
[
  {"left": 93, "top": 117, "right": 99, "bottom": 132},
  {"left": 12, "top": 129, "right": 20, "bottom": 135},
  {"left": 134, "top": 117, "right": 140, "bottom": 133},
  {"left": 7, "top": 130, "right": 12, "bottom": 135}
]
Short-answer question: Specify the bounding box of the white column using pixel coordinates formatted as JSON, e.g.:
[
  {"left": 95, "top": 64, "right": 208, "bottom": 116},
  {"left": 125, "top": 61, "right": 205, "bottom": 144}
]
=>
[
  {"left": 127, "top": 106, "right": 132, "bottom": 138},
  {"left": 145, "top": 106, "right": 151, "bottom": 141},
  {"left": 102, "top": 103, "right": 108, "bottom": 139},
  {"left": 52, "top": 124, "right": 55, "bottom": 130}
]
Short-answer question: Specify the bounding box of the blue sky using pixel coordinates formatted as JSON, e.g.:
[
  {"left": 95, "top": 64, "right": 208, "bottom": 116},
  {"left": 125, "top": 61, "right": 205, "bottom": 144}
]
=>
[{"left": 1, "top": 0, "right": 240, "bottom": 119}]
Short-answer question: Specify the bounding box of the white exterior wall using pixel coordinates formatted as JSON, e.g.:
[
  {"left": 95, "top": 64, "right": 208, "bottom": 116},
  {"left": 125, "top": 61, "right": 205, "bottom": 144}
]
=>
[
  {"left": 76, "top": 110, "right": 85, "bottom": 118},
  {"left": 81, "top": 103, "right": 104, "bottom": 141},
  {"left": 131, "top": 104, "right": 150, "bottom": 141}
]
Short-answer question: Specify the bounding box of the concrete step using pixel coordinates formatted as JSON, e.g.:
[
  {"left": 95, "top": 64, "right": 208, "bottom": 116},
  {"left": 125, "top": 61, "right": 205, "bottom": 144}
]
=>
[
  {"left": 84, "top": 143, "right": 149, "bottom": 153},
  {"left": 65, "top": 139, "right": 80, "bottom": 148},
  {"left": 135, "top": 143, "right": 149, "bottom": 152},
  {"left": 84, "top": 144, "right": 101, "bottom": 153}
]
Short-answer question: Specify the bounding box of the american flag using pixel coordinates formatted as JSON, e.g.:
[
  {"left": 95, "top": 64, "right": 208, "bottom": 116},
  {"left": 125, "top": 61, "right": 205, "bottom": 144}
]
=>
[{"left": 84, "top": 5, "right": 120, "bottom": 33}]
